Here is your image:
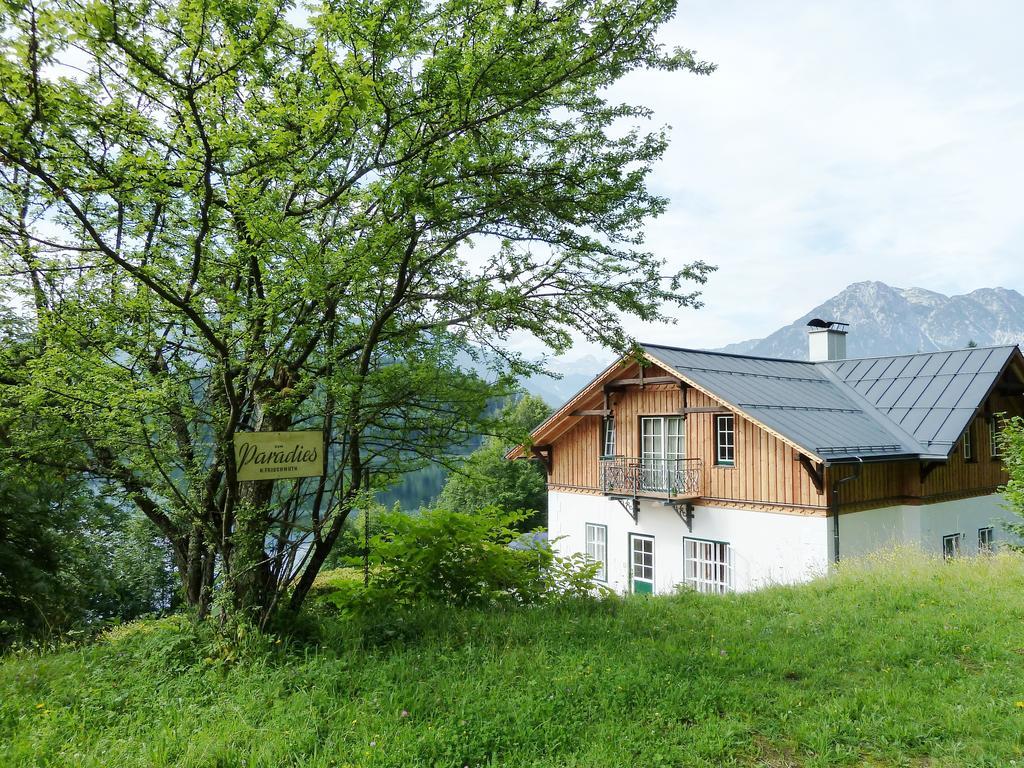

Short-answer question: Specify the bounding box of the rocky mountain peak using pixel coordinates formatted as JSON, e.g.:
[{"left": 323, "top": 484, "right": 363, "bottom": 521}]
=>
[{"left": 718, "top": 282, "right": 1024, "bottom": 360}]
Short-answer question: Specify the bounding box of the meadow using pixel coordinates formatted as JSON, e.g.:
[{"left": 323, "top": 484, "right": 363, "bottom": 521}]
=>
[{"left": 3, "top": 551, "right": 1024, "bottom": 767}]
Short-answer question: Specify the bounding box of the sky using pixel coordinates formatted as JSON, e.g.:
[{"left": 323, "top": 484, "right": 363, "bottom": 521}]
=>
[{"left": 521, "top": 0, "right": 1024, "bottom": 361}]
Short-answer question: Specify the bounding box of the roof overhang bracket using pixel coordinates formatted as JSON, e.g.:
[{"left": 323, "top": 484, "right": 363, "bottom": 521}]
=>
[
  {"left": 667, "top": 501, "right": 695, "bottom": 531},
  {"left": 798, "top": 455, "right": 825, "bottom": 495},
  {"left": 530, "top": 444, "right": 553, "bottom": 475},
  {"left": 614, "top": 497, "right": 639, "bottom": 523},
  {"left": 919, "top": 460, "right": 943, "bottom": 484}
]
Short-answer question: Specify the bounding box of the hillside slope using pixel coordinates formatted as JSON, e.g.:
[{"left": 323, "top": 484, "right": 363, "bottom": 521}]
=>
[{"left": 3, "top": 552, "right": 1024, "bottom": 767}]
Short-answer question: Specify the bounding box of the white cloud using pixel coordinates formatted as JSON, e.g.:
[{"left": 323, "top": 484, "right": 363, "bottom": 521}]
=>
[{"left": 558, "top": 0, "right": 1024, "bottom": 357}]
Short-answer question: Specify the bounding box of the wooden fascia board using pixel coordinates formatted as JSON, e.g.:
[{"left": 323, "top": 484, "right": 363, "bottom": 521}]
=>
[
  {"left": 506, "top": 355, "right": 640, "bottom": 460},
  {"left": 641, "top": 350, "right": 826, "bottom": 463}
]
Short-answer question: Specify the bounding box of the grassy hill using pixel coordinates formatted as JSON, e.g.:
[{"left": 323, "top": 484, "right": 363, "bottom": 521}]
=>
[{"left": 3, "top": 551, "right": 1024, "bottom": 767}]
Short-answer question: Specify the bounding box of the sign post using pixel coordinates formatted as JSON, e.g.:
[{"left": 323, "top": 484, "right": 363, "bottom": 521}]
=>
[{"left": 233, "top": 431, "right": 324, "bottom": 482}]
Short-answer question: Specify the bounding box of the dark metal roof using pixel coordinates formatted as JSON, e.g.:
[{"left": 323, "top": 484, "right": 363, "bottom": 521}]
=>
[
  {"left": 822, "top": 346, "right": 1018, "bottom": 454},
  {"left": 641, "top": 343, "right": 1020, "bottom": 462}
]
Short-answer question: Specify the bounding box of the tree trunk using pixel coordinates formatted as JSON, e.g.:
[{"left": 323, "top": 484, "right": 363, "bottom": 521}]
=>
[{"left": 287, "top": 507, "right": 350, "bottom": 612}]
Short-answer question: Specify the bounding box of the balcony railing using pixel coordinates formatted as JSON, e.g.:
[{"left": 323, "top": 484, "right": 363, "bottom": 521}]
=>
[{"left": 599, "top": 456, "right": 703, "bottom": 499}]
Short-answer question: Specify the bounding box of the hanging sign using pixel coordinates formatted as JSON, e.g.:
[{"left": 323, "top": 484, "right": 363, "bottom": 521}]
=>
[{"left": 233, "top": 431, "right": 324, "bottom": 481}]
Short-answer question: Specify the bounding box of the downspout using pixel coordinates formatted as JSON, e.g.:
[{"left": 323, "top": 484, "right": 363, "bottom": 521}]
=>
[{"left": 829, "top": 457, "right": 863, "bottom": 563}]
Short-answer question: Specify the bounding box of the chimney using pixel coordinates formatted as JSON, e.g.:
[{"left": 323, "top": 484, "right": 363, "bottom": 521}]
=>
[{"left": 807, "top": 319, "right": 849, "bottom": 361}]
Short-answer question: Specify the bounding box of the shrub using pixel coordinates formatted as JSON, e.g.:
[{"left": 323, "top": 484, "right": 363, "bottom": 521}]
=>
[{"left": 321, "top": 506, "right": 603, "bottom": 617}]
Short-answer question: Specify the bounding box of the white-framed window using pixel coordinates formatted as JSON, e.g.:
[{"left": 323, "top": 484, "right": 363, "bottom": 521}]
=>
[
  {"left": 962, "top": 422, "right": 974, "bottom": 461},
  {"left": 990, "top": 417, "right": 1002, "bottom": 458},
  {"left": 640, "top": 416, "right": 662, "bottom": 460},
  {"left": 640, "top": 416, "right": 686, "bottom": 459},
  {"left": 602, "top": 417, "right": 616, "bottom": 457},
  {"left": 665, "top": 417, "right": 685, "bottom": 460},
  {"left": 630, "top": 534, "right": 655, "bottom": 594},
  {"left": 683, "top": 537, "right": 734, "bottom": 594},
  {"left": 640, "top": 416, "right": 685, "bottom": 490},
  {"left": 585, "top": 523, "right": 607, "bottom": 581},
  {"left": 978, "top": 526, "right": 995, "bottom": 553},
  {"left": 942, "top": 533, "right": 961, "bottom": 560},
  {"left": 715, "top": 414, "right": 735, "bottom": 466}
]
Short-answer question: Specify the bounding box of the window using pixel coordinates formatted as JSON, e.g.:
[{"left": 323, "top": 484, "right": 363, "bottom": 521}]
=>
[
  {"left": 665, "top": 417, "right": 685, "bottom": 460},
  {"left": 683, "top": 538, "right": 733, "bottom": 594},
  {"left": 640, "top": 416, "right": 685, "bottom": 490},
  {"left": 630, "top": 534, "right": 655, "bottom": 594},
  {"left": 942, "top": 533, "right": 961, "bottom": 560},
  {"left": 962, "top": 422, "right": 975, "bottom": 461},
  {"left": 585, "top": 523, "right": 607, "bottom": 581},
  {"left": 602, "top": 417, "right": 616, "bottom": 457},
  {"left": 990, "top": 417, "right": 1002, "bottom": 458},
  {"left": 978, "top": 527, "right": 994, "bottom": 553},
  {"left": 715, "top": 414, "right": 735, "bottom": 466}
]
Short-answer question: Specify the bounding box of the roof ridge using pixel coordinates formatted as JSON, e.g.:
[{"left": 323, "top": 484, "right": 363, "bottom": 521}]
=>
[
  {"left": 817, "top": 343, "right": 1019, "bottom": 365},
  {"left": 641, "top": 342, "right": 1021, "bottom": 368},
  {"left": 640, "top": 342, "right": 811, "bottom": 365}
]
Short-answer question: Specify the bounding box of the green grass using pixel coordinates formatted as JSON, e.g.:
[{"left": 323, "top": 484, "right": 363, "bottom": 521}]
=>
[{"left": 4, "top": 550, "right": 1024, "bottom": 767}]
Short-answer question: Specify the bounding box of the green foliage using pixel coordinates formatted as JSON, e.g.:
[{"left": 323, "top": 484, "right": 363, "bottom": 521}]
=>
[
  {"left": 998, "top": 415, "right": 1024, "bottom": 546},
  {"left": 323, "top": 505, "right": 601, "bottom": 616},
  {"left": 0, "top": 0, "right": 714, "bottom": 621},
  {"left": 436, "top": 394, "right": 552, "bottom": 529},
  {"left": 0, "top": 462, "right": 177, "bottom": 648},
  {"left": 4, "top": 551, "right": 1024, "bottom": 766},
  {"left": 323, "top": 503, "right": 391, "bottom": 567}
]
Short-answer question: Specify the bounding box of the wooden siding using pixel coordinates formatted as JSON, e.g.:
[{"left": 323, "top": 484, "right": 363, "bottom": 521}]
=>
[
  {"left": 546, "top": 357, "right": 1024, "bottom": 517},
  {"left": 831, "top": 389, "right": 1022, "bottom": 513},
  {"left": 547, "top": 362, "right": 828, "bottom": 514}
]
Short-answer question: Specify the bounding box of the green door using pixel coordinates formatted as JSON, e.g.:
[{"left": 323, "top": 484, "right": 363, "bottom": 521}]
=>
[{"left": 631, "top": 534, "right": 655, "bottom": 594}]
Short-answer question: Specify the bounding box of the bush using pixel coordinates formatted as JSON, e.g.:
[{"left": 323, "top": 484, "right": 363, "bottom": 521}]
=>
[
  {"left": 321, "top": 506, "right": 603, "bottom": 617},
  {"left": 999, "top": 415, "right": 1024, "bottom": 547}
]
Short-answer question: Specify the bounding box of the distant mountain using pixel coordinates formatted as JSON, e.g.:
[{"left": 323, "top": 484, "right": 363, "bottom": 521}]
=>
[
  {"left": 719, "top": 281, "right": 1024, "bottom": 360},
  {"left": 521, "top": 281, "right": 1024, "bottom": 407},
  {"left": 522, "top": 354, "right": 606, "bottom": 408}
]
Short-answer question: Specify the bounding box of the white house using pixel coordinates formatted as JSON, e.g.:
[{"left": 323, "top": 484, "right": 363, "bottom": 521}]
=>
[{"left": 509, "top": 323, "right": 1024, "bottom": 593}]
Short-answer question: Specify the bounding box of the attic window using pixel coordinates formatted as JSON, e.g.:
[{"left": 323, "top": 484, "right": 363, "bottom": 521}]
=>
[
  {"left": 602, "top": 417, "right": 616, "bottom": 457},
  {"left": 715, "top": 415, "right": 735, "bottom": 466},
  {"left": 990, "top": 417, "right": 1002, "bottom": 459},
  {"left": 962, "top": 422, "right": 975, "bottom": 462}
]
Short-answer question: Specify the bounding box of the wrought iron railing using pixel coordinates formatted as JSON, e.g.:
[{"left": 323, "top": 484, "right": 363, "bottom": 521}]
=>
[{"left": 599, "top": 456, "right": 703, "bottom": 499}]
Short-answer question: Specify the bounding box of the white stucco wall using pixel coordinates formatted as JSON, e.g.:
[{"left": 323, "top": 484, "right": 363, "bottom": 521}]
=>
[
  {"left": 547, "top": 490, "right": 829, "bottom": 594},
  {"left": 550, "top": 490, "right": 1020, "bottom": 594},
  {"left": 837, "top": 493, "right": 1018, "bottom": 558}
]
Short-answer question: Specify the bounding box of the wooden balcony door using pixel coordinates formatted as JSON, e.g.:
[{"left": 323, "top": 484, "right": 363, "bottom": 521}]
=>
[{"left": 640, "top": 416, "right": 685, "bottom": 491}]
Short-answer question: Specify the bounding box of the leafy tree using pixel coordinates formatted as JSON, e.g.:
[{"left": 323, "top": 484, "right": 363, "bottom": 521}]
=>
[
  {"left": 0, "top": 310, "right": 176, "bottom": 645},
  {"left": 0, "top": 0, "right": 713, "bottom": 624},
  {"left": 999, "top": 416, "right": 1024, "bottom": 548},
  {"left": 0, "top": 460, "right": 177, "bottom": 646},
  {"left": 436, "top": 394, "right": 552, "bottom": 529}
]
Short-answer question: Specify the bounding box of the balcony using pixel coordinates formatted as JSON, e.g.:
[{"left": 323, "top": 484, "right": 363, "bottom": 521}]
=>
[{"left": 599, "top": 456, "right": 703, "bottom": 500}]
